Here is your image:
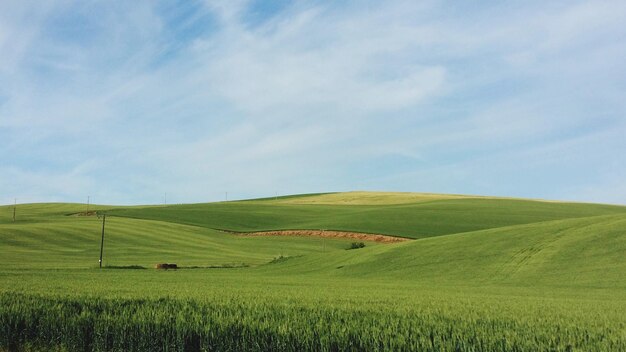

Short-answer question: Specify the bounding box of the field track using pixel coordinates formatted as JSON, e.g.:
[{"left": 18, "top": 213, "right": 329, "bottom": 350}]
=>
[{"left": 226, "top": 229, "right": 411, "bottom": 243}]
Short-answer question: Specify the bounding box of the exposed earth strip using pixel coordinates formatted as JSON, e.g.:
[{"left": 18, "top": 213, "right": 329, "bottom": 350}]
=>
[{"left": 227, "top": 229, "right": 411, "bottom": 243}]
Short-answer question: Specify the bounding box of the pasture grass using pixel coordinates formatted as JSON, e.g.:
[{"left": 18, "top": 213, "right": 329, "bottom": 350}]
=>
[
  {"left": 270, "top": 191, "right": 473, "bottom": 204},
  {"left": 2, "top": 270, "right": 625, "bottom": 351},
  {"left": 1, "top": 192, "right": 625, "bottom": 351},
  {"left": 0, "top": 215, "right": 365, "bottom": 269},
  {"left": 107, "top": 195, "right": 626, "bottom": 239}
]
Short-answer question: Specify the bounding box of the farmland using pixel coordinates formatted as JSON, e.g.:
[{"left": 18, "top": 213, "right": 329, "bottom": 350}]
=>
[{"left": 1, "top": 192, "right": 626, "bottom": 351}]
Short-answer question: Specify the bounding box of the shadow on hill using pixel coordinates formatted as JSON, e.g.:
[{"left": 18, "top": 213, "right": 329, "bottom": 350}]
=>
[
  {"left": 102, "top": 264, "right": 252, "bottom": 270},
  {"left": 102, "top": 265, "right": 146, "bottom": 270},
  {"left": 183, "top": 264, "right": 250, "bottom": 269}
]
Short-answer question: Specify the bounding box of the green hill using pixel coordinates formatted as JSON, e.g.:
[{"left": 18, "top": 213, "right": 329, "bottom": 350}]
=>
[
  {"left": 107, "top": 192, "right": 626, "bottom": 239},
  {"left": 1, "top": 192, "right": 625, "bottom": 351},
  {"left": 1, "top": 192, "right": 625, "bottom": 278},
  {"left": 0, "top": 207, "right": 365, "bottom": 270},
  {"left": 262, "top": 213, "right": 626, "bottom": 289}
]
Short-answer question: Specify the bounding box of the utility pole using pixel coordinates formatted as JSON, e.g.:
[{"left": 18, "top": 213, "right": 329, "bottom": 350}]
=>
[
  {"left": 164, "top": 193, "right": 167, "bottom": 205},
  {"left": 225, "top": 191, "right": 228, "bottom": 201},
  {"left": 87, "top": 196, "right": 90, "bottom": 212},
  {"left": 12, "top": 198, "right": 16, "bottom": 222},
  {"left": 99, "top": 214, "right": 106, "bottom": 269}
]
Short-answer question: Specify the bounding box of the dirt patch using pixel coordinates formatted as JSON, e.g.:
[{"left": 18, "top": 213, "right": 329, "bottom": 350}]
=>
[
  {"left": 155, "top": 263, "right": 178, "bottom": 269},
  {"left": 230, "top": 230, "right": 410, "bottom": 243}
]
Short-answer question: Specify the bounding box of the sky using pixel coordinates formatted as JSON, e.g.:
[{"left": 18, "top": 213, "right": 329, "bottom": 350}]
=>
[{"left": 1, "top": 0, "right": 625, "bottom": 205}]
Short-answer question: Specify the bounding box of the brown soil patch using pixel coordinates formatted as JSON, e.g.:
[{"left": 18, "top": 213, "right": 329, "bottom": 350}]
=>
[
  {"left": 230, "top": 230, "right": 410, "bottom": 243},
  {"left": 155, "top": 263, "right": 178, "bottom": 269}
]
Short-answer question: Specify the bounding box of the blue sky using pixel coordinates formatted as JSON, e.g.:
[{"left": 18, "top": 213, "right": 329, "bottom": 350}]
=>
[{"left": 1, "top": 0, "right": 625, "bottom": 205}]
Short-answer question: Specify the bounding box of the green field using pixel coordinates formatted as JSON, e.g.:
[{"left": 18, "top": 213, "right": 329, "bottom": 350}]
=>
[{"left": 1, "top": 192, "right": 625, "bottom": 351}]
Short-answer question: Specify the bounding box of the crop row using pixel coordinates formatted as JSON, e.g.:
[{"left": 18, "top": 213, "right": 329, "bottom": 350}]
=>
[{"left": 1, "top": 292, "right": 624, "bottom": 351}]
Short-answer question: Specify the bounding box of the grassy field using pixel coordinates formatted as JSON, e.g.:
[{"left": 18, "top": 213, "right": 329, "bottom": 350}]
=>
[
  {"left": 1, "top": 192, "right": 625, "bottom": 351},
  {"left": 107, "top": 193, "right": 626, "bottom": 239}
]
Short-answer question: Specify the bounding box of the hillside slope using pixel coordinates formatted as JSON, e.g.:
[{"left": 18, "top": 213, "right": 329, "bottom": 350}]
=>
[
  {"left": 1, "top": 192, "right": 624, "bottom": 287},
  {"left": 108, "top": 192, "right": 626, "bottom": 239},
  {"left": 1, "top": 193, "right": 625, "bottom": 352},
  {"left": 0, "top": 205, "right": 369, "bottom": 269},
  {"left": 263, "top": 214, "right": 626, "bottom": 288}
]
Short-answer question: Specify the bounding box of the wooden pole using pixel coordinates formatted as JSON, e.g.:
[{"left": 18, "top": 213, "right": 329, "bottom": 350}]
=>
[
  {"left": 13, "top": 199, "right": 16, "bottom": 222},
  {"left": 99, "top": 214, "right": 106, "bottom": 269}
]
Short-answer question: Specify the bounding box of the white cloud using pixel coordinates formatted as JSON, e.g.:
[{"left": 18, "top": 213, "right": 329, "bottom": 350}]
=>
[
  {"left": 1, "top": 1, "right": 625, "bottom": 204},
  {"left": 187, "top": 3, "right": 448, "bottom": 117}
]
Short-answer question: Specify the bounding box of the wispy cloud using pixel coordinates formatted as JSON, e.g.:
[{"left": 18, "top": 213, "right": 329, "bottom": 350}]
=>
[{"left": 1, "top": 0, "right": 625, "bottom": 205}]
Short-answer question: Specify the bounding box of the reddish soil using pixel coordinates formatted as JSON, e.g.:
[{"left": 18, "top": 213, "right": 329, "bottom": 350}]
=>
[{"left": 230, "top": 230, "right": 410, "bottom": 243}]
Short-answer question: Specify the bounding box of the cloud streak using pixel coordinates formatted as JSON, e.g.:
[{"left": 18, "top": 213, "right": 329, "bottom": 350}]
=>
[{"left": 1, "top": 0, "right": 625, "bottom": 205}]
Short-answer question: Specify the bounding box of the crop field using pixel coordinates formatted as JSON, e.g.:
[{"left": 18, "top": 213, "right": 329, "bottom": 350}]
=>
[{"left": 1, "top": 192, "right": 626, "bottom": 351}]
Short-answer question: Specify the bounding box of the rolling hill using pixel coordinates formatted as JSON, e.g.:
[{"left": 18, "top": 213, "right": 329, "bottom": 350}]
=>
[{"left": 1, "top": 192, "right": 625, "bottom": 351}]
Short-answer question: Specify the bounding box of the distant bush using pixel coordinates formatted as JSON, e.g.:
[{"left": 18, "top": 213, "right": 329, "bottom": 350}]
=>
[
  {"left": 269, "top": 255, "right": 289, "bottom": 264},
  {"left": 269, "top": 255, "right": 304, "bottom": 264},
  {"left": 348, "top": 242, "right": 365, "bottom": 250}
]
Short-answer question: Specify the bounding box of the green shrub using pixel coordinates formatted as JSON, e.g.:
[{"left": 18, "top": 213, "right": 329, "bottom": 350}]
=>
[{"left": 348, "top": 242, "right": 366, "bottom": 250}]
